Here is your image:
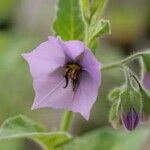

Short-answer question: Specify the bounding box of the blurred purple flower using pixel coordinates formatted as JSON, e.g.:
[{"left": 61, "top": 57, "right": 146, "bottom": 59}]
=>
[
  {"left": 143, "top": 72, "right": 150, "bottom": 92},
  {"left": 22, "top": 36, "right": 101, "bottom": 120},
  {"left": 122, "top": 107, "right": 139, "bottom": 131}
]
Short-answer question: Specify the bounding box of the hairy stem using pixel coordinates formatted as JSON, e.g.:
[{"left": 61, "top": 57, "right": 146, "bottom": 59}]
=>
[
  {"left": 101, "top": 51, "right": 149, "bottom": 71},
  {"left": 60, "top": 111, "right": 73, "bottom": 132}
]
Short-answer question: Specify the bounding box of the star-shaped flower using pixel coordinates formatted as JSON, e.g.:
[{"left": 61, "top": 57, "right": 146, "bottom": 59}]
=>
[{"left": 22, "top": 36, "right": 101, "bottom": 120}]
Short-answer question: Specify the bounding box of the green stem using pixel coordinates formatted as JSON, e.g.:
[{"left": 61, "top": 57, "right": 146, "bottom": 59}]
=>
[
  {"left": 101, "top": 51, "right": 149, "bottom": 71},
  {"left": 60, "top": 111, "right": 73, "bottom": 132}
]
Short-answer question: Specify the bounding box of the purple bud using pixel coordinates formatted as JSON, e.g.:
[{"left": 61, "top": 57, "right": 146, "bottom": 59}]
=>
[{"left": 122, "top": 107, "right": 140, "bottom": 131}]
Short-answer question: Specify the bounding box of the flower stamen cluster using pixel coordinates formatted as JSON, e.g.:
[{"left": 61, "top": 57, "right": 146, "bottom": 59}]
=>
[{"left": 64, "top": 63, "right": 81, "bottom": 91}]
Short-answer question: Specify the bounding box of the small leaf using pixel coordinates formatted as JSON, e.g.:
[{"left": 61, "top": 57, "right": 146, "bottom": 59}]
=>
[
  {"left": 89, "top": 19, "right": 110, "bottom": 42},
  {"left": 108, "top": 86, "right": 124, "bottom": 102},
  {"left": 109, "top": 102, "right": 122, "bottom": 129},
  {"left": 90, "top": 0, "right": 108, "bottom": 24},
  {"left": 130, "top": 72, "right": 150, "bottom": 121},
  {"left": 0, "top": 115, "right": 71, "bottom": 150},
  {"left": 0, "top": 115, "right": 45, "bottom": 134},
  {"left": 80, "top": 0, "right": 110, "bottom": 50},
  {"left": 137, "top": 85, "right": 150, "bottom": 121},
  {"left": 53, "top": 0, "right": 84, "bottom": 40}
]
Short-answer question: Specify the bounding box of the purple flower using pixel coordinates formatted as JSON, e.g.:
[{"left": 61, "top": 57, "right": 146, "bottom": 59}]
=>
[
  {"left": 122, "top": 107, "right": 139, "bottom": 131},
  {"left": 143, "top": 72, "right": 150, "bottom": 92},
  {"left": 22, "top": 36, "right": 101, "bottom": 120}
]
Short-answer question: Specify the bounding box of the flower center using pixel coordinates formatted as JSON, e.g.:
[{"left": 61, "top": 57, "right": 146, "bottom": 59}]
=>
[{"left": 63, "top": 63, "right": 81, "bottom": 91}]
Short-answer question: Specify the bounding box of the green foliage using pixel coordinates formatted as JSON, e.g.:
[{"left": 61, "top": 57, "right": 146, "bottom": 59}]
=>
[
  {"left": 53, "top": 0, "right": 84, "bottom": 40},
  {"left": 132, "top": 74, "right": 150, "bottom": 121},
  {"left": 119, "top": 67, "right": 142, "bottom": 114},
  {"left": 62, "top": 128, "right": 150, "bottom": 150},
  {"left": 90, "top": 0, "right": 108, "bottom": 25},
  {"left": 108, "top": 86, "right": 124, "bottom": 102},
  {"left": 140, "top": 88, "right": 150, "bottom": 121},
  {"left": 0, "top": 115, "right": 71, "bottom": 150},
  {"left": 0, "top": 115, "right": 45, "bottom": 135},
  {"left": 108, "top": 86, "right": 124, "bottom": 129},
  {"left": 87, "top": 19, "right": 110, "bottom": 47},
  {"left": 80, "top": 0, "right": 110, "bottom": 50},
  {"left": 109, "top": 103, "right": 122, "bottom": 129},
  {"left": 80, "top": 0, "right": 107, "bottom": 24},
  {"left": 53, "top": 0, "right": 110, "bottom": 52}
]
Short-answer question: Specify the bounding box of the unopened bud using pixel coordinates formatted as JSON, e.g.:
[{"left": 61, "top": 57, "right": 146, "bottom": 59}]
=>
[
  {"left": 120, "top": 87, "right": 142, "bottom": 131},
  {"left": 122, "top": 107, "right": 139, "bottom": 131}
]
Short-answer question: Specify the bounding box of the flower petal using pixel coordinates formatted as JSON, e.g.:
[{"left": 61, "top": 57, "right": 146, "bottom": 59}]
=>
[
  {"left": 22, "top": 36, "right": 65, "bottom": 78},
  {"left": 71, "top": 71, "right": 100, "bottom": 120},
  {"left": 33, "top": 70, "right": 100, "bottom": 120},
  {"left": 81, "top": 48, "right": 101, "bottom": 86},
  {"left": 32, "top": 67, "right": 75, "bottom": 110},
  {"left": 64, "top": 40, "right": 85, "bottom": 60},
  {"left": 58, "top": 39, "right": 85, "bottom": 61},
  {"left": 23, "top": 36, "right": 101, "bottom": 120},
  {"left": 81, "top": 47, "right": 101, "bottom": 68}
]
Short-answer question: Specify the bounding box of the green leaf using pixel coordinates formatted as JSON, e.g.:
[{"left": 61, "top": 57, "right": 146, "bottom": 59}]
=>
[
  {"left": 90, "top": 0, "right": 108, "bottom": 24},
  {"left": 88, "top": 19, "right": 110, "bottom": 45},
  {"left": 85, "top": 19, "right": 110, "bottom": 49},
  {"left": 140, "top": 88, "right": 150, "bottom": 121},
  {"left": 109, "top": 103, "right": 122, "bottom": 129},
  {"left": 108, "top": 86, "right": 124, "bottom": 102},
  {"left": 80, "top": 0, "right": 107, "bottom": 25},
  {"left": 0, "top": 115, "right": 45, "bottom": 134},
  {"left": 121, "top": 67, "right": 143, "bottom": 113},
  {"left": 134, "top": 79, "right": 150, "bottom": 121},
  {"left": 53, "top": 0, "right": 84, "bottom": 40},
  {"left": 62, "top": 128, "right": 150, "bottom": 150},
  {"left": 0, "top": 115, "right": 71, "bottom": 150}
]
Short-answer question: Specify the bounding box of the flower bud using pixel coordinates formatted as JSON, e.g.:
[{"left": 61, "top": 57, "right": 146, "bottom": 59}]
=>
[
  {"left": 120, "top": 87, "right": 142, "bottom": 131},
  {"left": 122, "top": 107, "right": 139, "bottom": 131}
]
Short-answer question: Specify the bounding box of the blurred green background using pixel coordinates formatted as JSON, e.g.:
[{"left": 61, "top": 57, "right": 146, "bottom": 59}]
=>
[{"left": 0, "top": 0, "right": 150, "bottom": 149}]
